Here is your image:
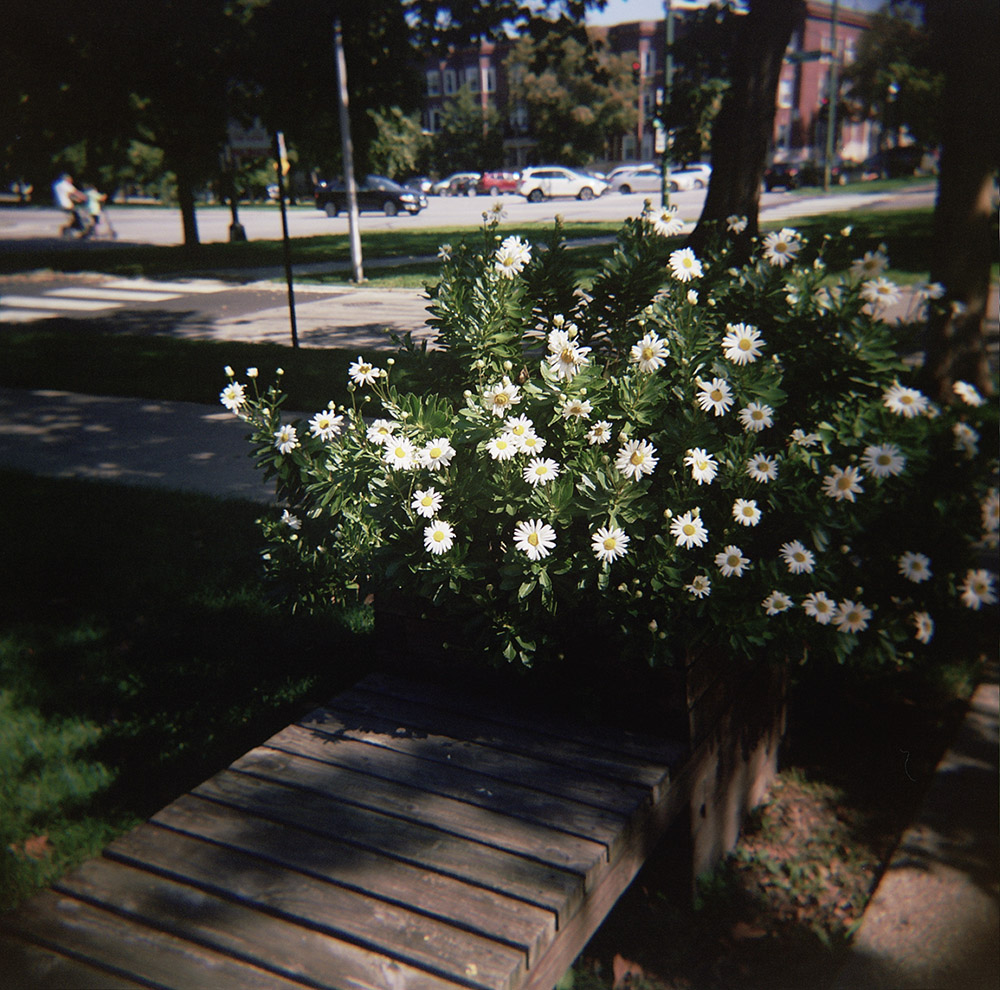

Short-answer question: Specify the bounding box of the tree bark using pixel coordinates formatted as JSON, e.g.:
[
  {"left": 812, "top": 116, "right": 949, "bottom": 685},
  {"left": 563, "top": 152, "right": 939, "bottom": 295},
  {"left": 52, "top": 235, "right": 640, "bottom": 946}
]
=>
[
  {"left": 175, "top": 167, "right": 201, "bottom": 249},
  {"left": 688, "top": 0, "right": 805, "bottom": 255},
  {"left": 918, "top": 0, "right": 998, "bottom": 400}
]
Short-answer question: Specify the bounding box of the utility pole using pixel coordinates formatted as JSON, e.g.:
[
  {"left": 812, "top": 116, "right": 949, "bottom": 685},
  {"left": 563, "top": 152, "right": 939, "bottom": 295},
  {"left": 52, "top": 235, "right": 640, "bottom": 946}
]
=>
[
  {"left": 822, "top": 0, "right": 840, "bottom": 193},
  {"left": 333, "top": 17, "right": 364, "bottom": 283},
  {"left": 660, "top": 0, "right": 674, "bottom": 207}
]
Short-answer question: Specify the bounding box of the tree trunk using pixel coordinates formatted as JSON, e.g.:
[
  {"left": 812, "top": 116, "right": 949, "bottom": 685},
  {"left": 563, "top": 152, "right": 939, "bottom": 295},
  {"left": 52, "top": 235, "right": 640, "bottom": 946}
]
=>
[
  {"left": 688, "top": 0, "right": 805, "bottom": 255},
  {"left": 174, "top": 165, "right": 201, "bottom": 249},
  {"left": 918, "top": 0, "right": 998, "bottom": 400}
]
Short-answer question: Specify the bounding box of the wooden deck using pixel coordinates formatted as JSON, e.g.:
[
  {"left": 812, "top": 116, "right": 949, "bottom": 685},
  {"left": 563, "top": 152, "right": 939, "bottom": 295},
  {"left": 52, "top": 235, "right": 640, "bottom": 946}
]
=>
[{"left": 1, "top": 672, "right": 690, "bottom": 990}]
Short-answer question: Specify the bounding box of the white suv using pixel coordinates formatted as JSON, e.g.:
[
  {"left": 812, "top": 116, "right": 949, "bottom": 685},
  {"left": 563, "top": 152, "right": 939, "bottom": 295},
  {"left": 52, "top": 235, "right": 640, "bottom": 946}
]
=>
[{"left": 516, "top": 167, "right": 608, "bottom": 202}]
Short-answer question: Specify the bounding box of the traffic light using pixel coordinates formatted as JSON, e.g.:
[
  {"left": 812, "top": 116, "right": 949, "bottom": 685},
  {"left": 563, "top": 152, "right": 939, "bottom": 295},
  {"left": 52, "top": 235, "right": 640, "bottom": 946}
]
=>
[{"left": 632, "top": 60, "right": 641, "bottom": 85}]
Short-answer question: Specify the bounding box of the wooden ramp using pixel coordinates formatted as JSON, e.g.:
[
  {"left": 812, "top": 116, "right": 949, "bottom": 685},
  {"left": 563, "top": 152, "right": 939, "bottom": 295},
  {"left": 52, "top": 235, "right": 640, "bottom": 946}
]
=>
[{"left": 1, "top": 672, "right": 688, "bottom": 990}]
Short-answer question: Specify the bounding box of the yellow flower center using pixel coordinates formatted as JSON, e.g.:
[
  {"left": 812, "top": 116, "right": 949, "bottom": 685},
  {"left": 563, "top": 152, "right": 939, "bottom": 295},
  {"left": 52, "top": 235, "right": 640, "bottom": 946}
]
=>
[
  {"left": 837, "top": 475, "right": 852, "bottom": 490},
  {"left": 683, "top": 523, "right": 696, "bottom": 536},
  {"left": 495, "top": 394, "right": 509, "bottom": 406},
  {"left": 739, "top": 338, "right": 752, "bottom": 351},
  {"left": 642, "top": 346, "right": 655, "bottom": 361},
  {"left": 877, "top": 454, "right": 890, "bottom": 465},
  {"left": 429, "top": 447, "right": 442, "bottom": 458},
  {"left": 794, "top": 552, "right": 806, "bottom": 562},
  {"left": 433, "top": 531, "right": 445, "bottom": 542},
  {"left": 742, "top": 507, "right": 754, "bottom": 517},
  {"left": 561, "top": 348, "right": 575, "bottom": 363},
  {"left": 394, "top": 447, "right": 406, "bottom": 458},
  {"left": 630, "top": 451, "right": 644, "bottom": 465},
  {"left": 421, "top": 496, "right": 432, "bottom": 507},
  {"left": 535, "top": 466, "right": 547, "bottom": 476},
  {"left": 775, "top": 241, "right": 788, "bottom": 252},
  {"left": 711, "top": 389, "right": 723, "bottom": 402},
  {"left": 603, "top": 537, "right": 617, "bottom": 551},
  {"left": 727, "top": 555, "right": 740, "bottom": 567},
  {"left": 900, "top": 394, "right": 913, "bottom": 405},
  {"left": 528, "top": 533, "right": 539, "bottom": 546}
]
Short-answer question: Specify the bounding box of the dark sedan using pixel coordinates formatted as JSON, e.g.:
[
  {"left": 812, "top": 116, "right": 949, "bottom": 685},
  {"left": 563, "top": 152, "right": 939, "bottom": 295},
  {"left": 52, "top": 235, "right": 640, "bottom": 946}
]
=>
[
  {"left": 763, "top": 159, "right": 865, "bottom": 191},
  {"left": 314, "top": 175, "right": 427, "bottom": 217}
]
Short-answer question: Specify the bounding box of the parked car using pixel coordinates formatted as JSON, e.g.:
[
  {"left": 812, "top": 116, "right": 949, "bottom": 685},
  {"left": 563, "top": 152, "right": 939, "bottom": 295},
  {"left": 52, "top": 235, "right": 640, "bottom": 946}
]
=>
[
  {"left": 667, "top": 163, "right": 711, "bottom": 191},
  {"left": 516, "top": 166, "right": 609, "bottom": 202},
  {"left": 861, "top": 146, "right": 934, "bottom": 180},
  {"left": 401, "top": 176, "right": 434, "bottom": 195},
  {"left": 604, "top": 162, "right": 655, "bottom": 185},
  {"left": 609, "top": 164, "right": 663, "bottom": 194},
  {"left": 431, "top": 172, "right": 481, "bottom": 196},
  {"left": 477, "top": 170, "right": 521, "bottom": 196},
  {"left": 763, "top": 159, "right": 865, "bottom": 191},
  {"left": 314, "top": 175, "right": 427, "bottom": 217}
]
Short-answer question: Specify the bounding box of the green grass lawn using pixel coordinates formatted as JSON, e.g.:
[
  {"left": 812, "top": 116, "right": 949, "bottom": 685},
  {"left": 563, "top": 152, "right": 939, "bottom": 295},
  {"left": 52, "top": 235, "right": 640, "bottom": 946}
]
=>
[{"left": 0, "top": 470, "right": 372, "bottom": 909}]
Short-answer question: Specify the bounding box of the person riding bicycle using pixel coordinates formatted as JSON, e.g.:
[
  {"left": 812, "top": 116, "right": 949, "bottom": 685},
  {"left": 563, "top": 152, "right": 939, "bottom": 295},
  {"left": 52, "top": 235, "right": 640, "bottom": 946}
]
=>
[{"left": 52, "top": 173, "right": 89, "bottom": 237}]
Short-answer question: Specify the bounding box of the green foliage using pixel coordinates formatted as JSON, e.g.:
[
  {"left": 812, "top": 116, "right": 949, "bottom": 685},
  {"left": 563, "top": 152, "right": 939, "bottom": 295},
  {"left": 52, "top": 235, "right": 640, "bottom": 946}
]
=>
[
  {"left": 434, "top": 84, "right": 503, "bottom": 173},
  {"left": 231, "top": 206, "right": 998, "bottom": 672},
  {"left": 368, "top": 107, "right": 433, "bottom": 181}
]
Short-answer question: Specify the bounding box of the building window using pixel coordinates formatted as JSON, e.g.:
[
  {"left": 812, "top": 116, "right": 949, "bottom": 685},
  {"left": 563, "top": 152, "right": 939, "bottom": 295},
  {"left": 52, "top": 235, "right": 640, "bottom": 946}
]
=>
[
  {"left": 484, "top": 66, "right": 496, "bottom": 93},
  {"left": 443, "top": 69, "right": 457, "bottom": 95},
  {"left": 426, "top": 108, "right": 442, "bottom": 133},
  {"left": 643, "top": 49, "right": 655, "bottom": 75},
  {"left": 509, "top": 104, "right": 529, "bottom": 135},
  {"left": 466, "top": 67, "right": 480, "bottom": 92},
  {"left": 426, "top": 71, "right": 441, "bottom": 97}
]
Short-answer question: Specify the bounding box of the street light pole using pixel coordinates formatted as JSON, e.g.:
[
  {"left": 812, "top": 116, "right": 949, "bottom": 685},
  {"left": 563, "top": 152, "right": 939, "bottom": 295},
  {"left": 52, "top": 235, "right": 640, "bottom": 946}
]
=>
[
  {"left": 333, "top": 17, "right": 364, "bottom": 283},
  {"left": 660, "top": 0, "right": 674, "bottom": 207},
  {"left": 822, "top": 0, "right": 840, "bottom": 193}
]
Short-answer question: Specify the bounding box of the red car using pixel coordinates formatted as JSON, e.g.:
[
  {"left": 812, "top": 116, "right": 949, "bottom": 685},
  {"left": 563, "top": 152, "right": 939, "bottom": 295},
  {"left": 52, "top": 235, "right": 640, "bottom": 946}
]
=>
[{"left": 477, "top": 170, "right": 520, "bottom": 196}]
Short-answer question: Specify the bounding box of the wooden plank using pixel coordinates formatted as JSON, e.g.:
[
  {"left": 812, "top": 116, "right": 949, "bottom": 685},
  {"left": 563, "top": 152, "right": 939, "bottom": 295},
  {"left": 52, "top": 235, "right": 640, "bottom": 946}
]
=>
[
  {"left": 152, "top": 792, "right": 557, "bottom": 968},
  {"left": 266, "top": 723, "right": 631, "bottom": 853},
  {"left": 361, "top": 672, "right": 687, "bottom": 771},
  {"left": 334, "top": 677, "right": 677, "bottom": 800},
  {"left": 0, "top": 931, "right": 147, "bottom": 990},
  {"left": 297, "top": 703, "right": 649, "bottom": 815},
  {"left": 96, "top": 824, "right": 525, "bottom": 990},
  {"left": 1, "top": 889, "right": 313, "bottom": 990},
  {"left": 230, "top": 746, "right": 610, "bottom": 889},
  {"left": 193, "top": 769, "right": 584, "bottom": 923},
  {"left": 56, "top": 858, "right": 473, "bottom": 990}
]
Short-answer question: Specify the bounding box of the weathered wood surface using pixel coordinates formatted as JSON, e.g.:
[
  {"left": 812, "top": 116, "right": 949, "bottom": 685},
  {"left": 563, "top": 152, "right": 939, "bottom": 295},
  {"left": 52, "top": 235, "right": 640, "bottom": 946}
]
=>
[{"left": 1, "top": 672, "right": 688, "bottom": 990}]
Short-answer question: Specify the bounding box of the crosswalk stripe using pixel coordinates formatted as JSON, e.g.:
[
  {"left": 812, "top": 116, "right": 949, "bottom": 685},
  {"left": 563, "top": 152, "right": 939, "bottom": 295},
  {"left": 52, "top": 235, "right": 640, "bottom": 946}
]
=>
[
  {"left": 0, "top": 295, "right": 123, "bottom": 312},
  {"left": 0, "top": 308, "right": 63, "bottom": 322},
  {"left": 102, "top": 278, "right": 229, "bottom": 294},
  {"left": 47, "top": 287, "right": 180, "bottom": 303}
]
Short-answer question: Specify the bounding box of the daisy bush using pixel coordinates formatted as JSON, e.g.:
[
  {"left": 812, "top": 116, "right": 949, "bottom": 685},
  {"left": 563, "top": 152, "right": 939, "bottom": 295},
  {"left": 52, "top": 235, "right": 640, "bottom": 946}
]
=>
[{"left": 223, "top": 210, "right": 997, "bottom": 668}]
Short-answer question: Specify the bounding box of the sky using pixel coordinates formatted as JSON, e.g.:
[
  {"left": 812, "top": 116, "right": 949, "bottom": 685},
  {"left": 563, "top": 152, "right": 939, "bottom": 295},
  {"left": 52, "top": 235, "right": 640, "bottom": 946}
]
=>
[{"left": 585, "top": 0, "right": 883, "bottom": 26}]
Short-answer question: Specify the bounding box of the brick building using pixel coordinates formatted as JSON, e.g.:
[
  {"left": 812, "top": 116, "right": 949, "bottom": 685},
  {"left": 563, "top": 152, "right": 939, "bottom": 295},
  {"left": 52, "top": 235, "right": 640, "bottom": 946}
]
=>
[{"left": 420, "top": 1, "right": 875, "bottom": 169}]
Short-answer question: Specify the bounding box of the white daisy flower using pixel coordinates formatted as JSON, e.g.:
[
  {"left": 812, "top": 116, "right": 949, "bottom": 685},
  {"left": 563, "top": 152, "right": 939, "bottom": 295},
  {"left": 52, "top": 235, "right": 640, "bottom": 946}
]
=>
[
  {"left": 411, "top": 487, "right": 443, "bottom": 518},
  {"left": 763, "top": 591, "right": 794, "bottom": 616},
  {"left": 587, "top": 420, "right": 614, "bottom": 445},
  {"left": 513, "top": 519, "right": 557, "bottom": 561},
  {"left": 860, "top": 277, "right": 901, "bottom": 309},
  {"left": 732, "top": 499, "right": 762, "bottom": 527},
  {"left": 486, "top": 433, "right": 518, "bottom": 461},
  {"left": 668, "top": 247, "right": 703, "bottom": 282},
  {"left": 273, "top": 424, "right": 300, "bottom": 455},
  {"left": 615, "top": 439, "right": 659, "bottom": 481},
  {"left": 726, "top": 214, "right": 748, "bottom": 235},
  {"left": 547, "top": 330, "right": 591, "bottom": 381},
  {"left": 913, "top": 281, "right": 945, "bottom": 303},
  {"left": 592, "top": 524, "right": 630, "bottom": 563},
  {"left": 504, "top": 415, "right": 534, "bottom": 439},
  {"left": 780, "top": 540, "right": 815, "bottom": 574},
  {"left": 366, "top": 419, "right": 398, "bottom": 443},
  {"left": 953, "top": 380, "right": 985, "bottom": 407},
  {"left": 834, "top": 599, "right": 872, "bottom": 634},
  {"left": 420, "top": 437, "right": 456, "bottom": 471},
  {"left": 721, "top": 322, "right": 764, "bottom": 365},
  {"left": 671, "top": 510, "right": 709, "bottom": 549},
  {"left": 761, "top": 228, "right": 801, "bottom": 267},
  {"left": 523, "top": 457, "right": 560, "bottom": 486},
  {"left": 696, "top": 377, "right": 734, "bottom": 417},
  {"left": 560, "top": 397, "right": 592, "bottom": 420},
  {"left": 348, "top": 356, "right": 381, "bottom": 387},
  {"left": 483, "top": 379, "right": 521, "bottom": 417},
  {"left": 959, "top": 569, "right": 997, "bottom": 610},
  {"left": 822, "top": 465, "right": 864, "bottom": 502},
  {"left": 739, "top": 402, "right": 774, "bottom": 433},
  {"left": 687, "top": 289, "right": 699, "bottom": 305},
  {"left": 789, "top": 429, "right": 821, "bottom": 448},
  {"left": 423, "top": 520, "right": 455, "bottom": 555},
  {"left": 437, "top": 243, "right": 452, "bottom": 261},
  {"left": 220, "top": 382, "right": 247, "bottom": 412},
  {"left": 860, "top": 443, "right": 906, "bottom": 478},
  {"left": 646, "top": 204, "right": 685, "bottom": 237},
  {"left": 495, "top": 235, "right": 531, "bottom": 278},
  {"left": 309, "top": 409, "right": 344, "bottom": 441},
  {"left": 747, "top": 454, "right": 779, "bottom": 483},
  {"left": 630, "top": 332, "right": 669, "bottom": 373},
  {"left": 517, "top": 432, "right": 547, "bottom": 456},
  {"left": 883, "top": 382, "right": 930, "bottom": 418},
  {"left": 684, "top": 447, "right": 718, "bottom": 486},
  {"left": 898, "top": 551, "right": 932, "bottom": 583},
  {"left": 953, "top": 422, "right": 979, "bottom": 458},
  {"left": 281, "top": 509, "right": 301, "bottom": 530},
  {"left": 715, "top": 545, "right": 750, "bottom": 578},
  {"left": 384, "top": 437, "right": 418, "bottom": 470},
  {"left": 802, "top": 591, "right": 836, "bottom": 624},
  {"left": 982, "top": 490, "right": 999, "bottom": 533},
  {"left": 685, "top": 574, "right": 712, "bottom": 598},
  {"left": 912, "top": 611, "right": 934, "bottom": 644},
  {"left": 849, "top": 249, "right": 888, "bottom": 280}
]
